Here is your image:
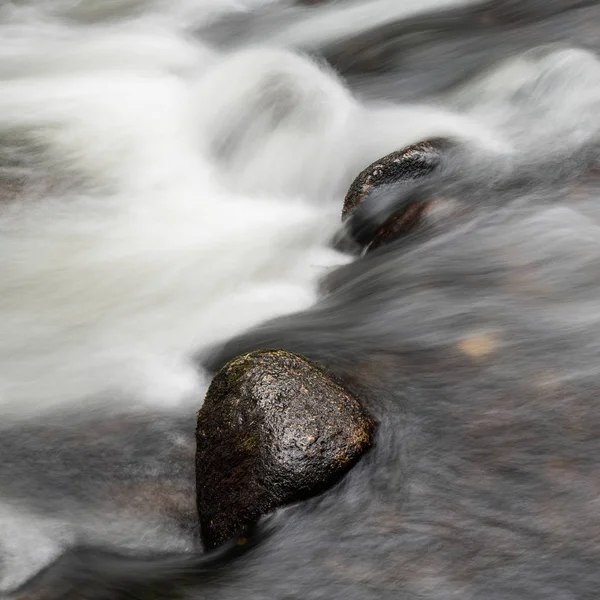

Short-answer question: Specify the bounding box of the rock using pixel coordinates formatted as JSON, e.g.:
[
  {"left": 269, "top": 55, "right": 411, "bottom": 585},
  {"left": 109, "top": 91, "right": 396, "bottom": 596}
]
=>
[
  {"left": 364, "top": 194, "right": 462, "bottom": 252},
  {"left": 342, "top": 139, "right": 450, "bottom": 220},
  {"left": 196, "top": 349, "right": 375, "bottom": 549},
  {"left": 341, "top": 139, "right": 463, "bottom": 252}
]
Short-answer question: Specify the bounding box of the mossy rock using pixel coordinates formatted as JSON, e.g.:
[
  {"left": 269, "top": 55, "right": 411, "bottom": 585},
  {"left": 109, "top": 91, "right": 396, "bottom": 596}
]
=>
[{"left": 196, "top": 349, "right": 375, "bottom": 549}]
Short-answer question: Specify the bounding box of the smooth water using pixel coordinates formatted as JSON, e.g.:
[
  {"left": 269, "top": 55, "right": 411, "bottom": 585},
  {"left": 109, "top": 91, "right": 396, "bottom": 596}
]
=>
[{"left": 2, "top": 0, "right": 600, "bottom": 596}]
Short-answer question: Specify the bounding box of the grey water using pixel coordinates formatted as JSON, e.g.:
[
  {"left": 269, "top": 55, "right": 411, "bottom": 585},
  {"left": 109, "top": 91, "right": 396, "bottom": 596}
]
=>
[{"left": 2, "top": 0, "right": 600, "bottom": 598}]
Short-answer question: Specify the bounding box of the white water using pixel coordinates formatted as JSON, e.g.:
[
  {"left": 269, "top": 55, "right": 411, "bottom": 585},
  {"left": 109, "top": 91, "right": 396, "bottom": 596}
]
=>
[
  {"left": 4, "top": 0, "right": 600, "bottom": 593},
  {"left": 0, "top": 0, "right": 491, "bottom": 421}
]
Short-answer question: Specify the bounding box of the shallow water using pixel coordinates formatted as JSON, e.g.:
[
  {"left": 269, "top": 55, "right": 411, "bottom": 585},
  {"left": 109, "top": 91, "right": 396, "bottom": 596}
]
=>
[{"left": 2, "top": 0, "right": 600, "bottom": 596}]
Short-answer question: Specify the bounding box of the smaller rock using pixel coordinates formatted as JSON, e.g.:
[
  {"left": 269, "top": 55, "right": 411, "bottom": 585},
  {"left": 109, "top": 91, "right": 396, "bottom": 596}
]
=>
[
  {"left": 365, "top": 194, "right": 462, "bottom": 252},
  {"left": 196, "top": 350, "right": 374, "bottom": 549},
  {"left": 340, "top": 139, "right": 463, "bottom": 252},
  {"left": 342, "top": 139, "right": 450, "bottom": 220}
]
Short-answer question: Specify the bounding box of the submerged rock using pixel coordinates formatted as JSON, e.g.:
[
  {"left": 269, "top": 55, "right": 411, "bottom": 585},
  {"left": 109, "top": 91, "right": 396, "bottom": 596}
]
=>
[
  {"left": 196, "top": 349, "right": 374, "bottom": 549},
  {"left": 363, "top": 193, "right": 462, "bottom": 252}
]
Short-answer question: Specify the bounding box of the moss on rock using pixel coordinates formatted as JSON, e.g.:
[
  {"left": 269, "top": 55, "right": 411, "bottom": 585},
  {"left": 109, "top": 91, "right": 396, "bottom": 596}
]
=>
[{"left": 196, "top": 349, "right": 375, "bottom": 549}]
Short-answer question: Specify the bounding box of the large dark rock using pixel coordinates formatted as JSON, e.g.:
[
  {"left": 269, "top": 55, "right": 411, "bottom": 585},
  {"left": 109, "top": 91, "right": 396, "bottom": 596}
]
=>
[{"left": 196, "top": 349, "right": 374, "bottom": 549}]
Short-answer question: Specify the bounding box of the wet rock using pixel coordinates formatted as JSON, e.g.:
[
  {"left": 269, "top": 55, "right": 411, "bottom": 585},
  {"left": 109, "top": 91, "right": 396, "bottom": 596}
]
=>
[
  {"left": 364, "top": 194, "right": 462, "bottom": 252},
  {"left": 196, "top": 349, "right": 374, "bottom": 549},
  {"left": 341, "top": 139, "right": 463, "bottom": 252},
  {"left": 342, "top": 139, "right": 449, "bottom": 219}
]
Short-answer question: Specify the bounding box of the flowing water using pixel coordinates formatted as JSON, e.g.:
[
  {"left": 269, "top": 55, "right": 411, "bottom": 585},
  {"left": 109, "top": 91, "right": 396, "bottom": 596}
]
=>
[{"left": 2, "top": 0, "right": 600, "bottom": 597}]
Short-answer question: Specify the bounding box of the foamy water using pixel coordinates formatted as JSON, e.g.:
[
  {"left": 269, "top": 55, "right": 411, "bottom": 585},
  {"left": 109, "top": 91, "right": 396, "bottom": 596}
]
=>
[
  {"left": 2, "top": 0, "right": 600, "bottom": 593},
  {"left": 0, "top": 0, "right": 493, "bottom": 421}
]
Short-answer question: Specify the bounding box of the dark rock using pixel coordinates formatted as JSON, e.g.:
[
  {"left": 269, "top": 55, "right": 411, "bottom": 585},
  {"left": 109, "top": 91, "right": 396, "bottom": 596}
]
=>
[
  {"left": 342, "top": 139, "right": 449, "bottom": 219},
  {"left": 341, "top": 139, "right": 464, "bottom": 252},
  {"left": 364, "top": 194, "right": 463, "bottom": 253},
  {"left": 196, "top": 349, "right": 375, "bottom": 549}
]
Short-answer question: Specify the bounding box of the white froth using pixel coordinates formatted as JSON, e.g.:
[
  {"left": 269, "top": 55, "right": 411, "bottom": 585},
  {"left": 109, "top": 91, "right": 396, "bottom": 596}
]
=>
[
  {"left": 0, "top": 10, "right": 492, "bottom": 419},
  {"left": 3, "top": 0, "right": 598, "bottom": 592}
]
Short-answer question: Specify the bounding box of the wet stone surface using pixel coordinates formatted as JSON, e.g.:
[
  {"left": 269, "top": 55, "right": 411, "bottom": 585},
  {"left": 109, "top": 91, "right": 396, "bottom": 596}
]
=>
[
  {"left": 342, "top": 139, "right": 449, "bottom": 220},
  {"left": 196, "top": 349, "right": 374, "bottom": 549},
  {"left": 341, "top": 138, "right": 461, "bottom": 252}
]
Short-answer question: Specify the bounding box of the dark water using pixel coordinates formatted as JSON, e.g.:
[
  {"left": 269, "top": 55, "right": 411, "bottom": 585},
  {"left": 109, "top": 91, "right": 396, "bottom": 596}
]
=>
[{"left": 5, "top": 1, "right": 600, "bottom": 598}]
